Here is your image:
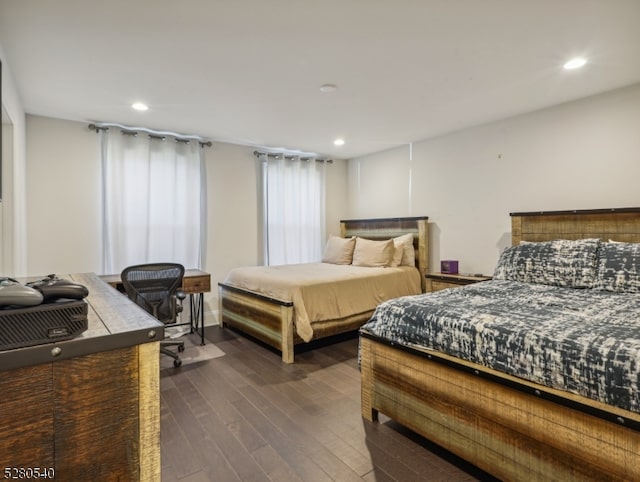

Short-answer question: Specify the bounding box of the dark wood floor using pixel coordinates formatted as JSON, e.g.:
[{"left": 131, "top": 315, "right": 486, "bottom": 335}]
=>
[{"left": 160, "top": 326, "right": 497, "bottom": 482}]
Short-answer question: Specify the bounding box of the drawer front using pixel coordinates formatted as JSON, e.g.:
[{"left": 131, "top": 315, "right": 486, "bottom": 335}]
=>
[
  {"left": 429, "top": 280, "right": 461, "bottom": 292},
  {"left": 182, "top": 275, "right": 211, "bottom": 293}
]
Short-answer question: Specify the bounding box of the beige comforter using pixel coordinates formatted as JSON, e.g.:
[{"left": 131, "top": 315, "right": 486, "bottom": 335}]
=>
[{"left": 223, "top": 262, "right": 421, "bottom": 342}]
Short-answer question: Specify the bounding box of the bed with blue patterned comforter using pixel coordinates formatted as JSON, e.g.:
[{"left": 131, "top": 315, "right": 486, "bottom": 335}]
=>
[{"left": 362, "top": 238, "right": 640, "bottom": 413}]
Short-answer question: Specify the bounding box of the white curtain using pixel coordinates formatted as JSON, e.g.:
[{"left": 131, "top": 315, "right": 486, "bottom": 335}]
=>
[
  {"left": 101, "top": 128, "right": 206, "bottom": 274},
  {"left": 262, "top": 154, "right": 326, "bottom": 265}
]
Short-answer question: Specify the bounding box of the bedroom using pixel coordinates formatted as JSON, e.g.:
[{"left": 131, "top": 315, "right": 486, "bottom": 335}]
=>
[{"left": 2, "top": 1, "right": 640, "bottom": 480}]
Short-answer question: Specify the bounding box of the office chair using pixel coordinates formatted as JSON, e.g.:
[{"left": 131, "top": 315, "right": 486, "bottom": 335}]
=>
[{"left": 121, "top": 263, "right": 187, "bottom": 367}]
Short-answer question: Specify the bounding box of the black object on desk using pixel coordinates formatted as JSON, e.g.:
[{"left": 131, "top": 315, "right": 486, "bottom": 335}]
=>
[{"left": 0, "top": 299, "right": 88, "bottom": 350}]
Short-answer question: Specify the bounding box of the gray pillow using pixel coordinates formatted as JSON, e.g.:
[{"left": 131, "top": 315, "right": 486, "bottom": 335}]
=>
[
  {"left": 493, "top": 238, "right": 600, "bottom": 288},
  {"left": 594, "top": 242, "right": 640, "bottom": 293}
]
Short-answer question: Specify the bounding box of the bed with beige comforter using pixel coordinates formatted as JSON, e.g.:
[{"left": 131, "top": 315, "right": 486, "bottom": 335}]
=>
[{"left": 224, "top": 262, "right": 421, "bottom": 342}]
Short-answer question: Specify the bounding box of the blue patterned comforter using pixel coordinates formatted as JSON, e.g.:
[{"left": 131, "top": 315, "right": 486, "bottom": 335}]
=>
[{"left": 361, "top": 280, "right": 640, "bottom": 413}]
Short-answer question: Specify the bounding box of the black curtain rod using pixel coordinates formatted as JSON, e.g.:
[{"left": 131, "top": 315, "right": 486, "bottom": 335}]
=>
[
  {"left": 88, "top": 123, "right": 213, "bottom": 147},
  {"left": 253, "top": 150, "right": 333, "bottom": 163}
]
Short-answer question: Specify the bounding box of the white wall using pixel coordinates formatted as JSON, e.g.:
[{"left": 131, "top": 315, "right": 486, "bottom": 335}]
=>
[
  {"left": 2, "top": 121, "right": 14, "bottom": 272},
  {"left": 24, "top": 115, "right": 349, "bottom": 324},
  {"left": 26, "top": 117, "right": 102, "bottom": 274},
  {"left": 348, "top": 82, "right": 640, "bottom": 275},
  {"left": 0, "top": 44, "right": 28, "bottom": 276}
]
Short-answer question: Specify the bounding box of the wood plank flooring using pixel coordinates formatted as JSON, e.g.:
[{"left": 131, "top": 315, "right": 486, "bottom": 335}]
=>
[{"left": 160, "top": 326, "right": 497, "bottom": 482}]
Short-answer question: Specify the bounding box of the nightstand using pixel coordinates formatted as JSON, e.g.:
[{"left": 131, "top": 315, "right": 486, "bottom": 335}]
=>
[{"left": 426, "top": 272, "right": 492, "bottom": 292}]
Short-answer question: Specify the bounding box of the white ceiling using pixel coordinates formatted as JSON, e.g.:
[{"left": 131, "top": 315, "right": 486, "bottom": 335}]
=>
[{"left": 1, "top": 0, "right": 640, "bottom": 159}]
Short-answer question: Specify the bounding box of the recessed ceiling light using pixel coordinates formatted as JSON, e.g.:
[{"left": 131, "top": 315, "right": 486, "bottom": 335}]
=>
[
  {"left": 131, "top": 102, "right": 149, "bottom": 111},
  {"left": 563, "top": 57, "right": 587, "bottom": 70},
  {"left": 334, "top": 138, "right": 345, "bottom": 146},
  {"left": 320, "top": 83, "right": 337, "bottom": 93}
]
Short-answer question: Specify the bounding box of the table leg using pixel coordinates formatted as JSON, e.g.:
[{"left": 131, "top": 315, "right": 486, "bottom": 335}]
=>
[{"left": 189, "top": 293, "right": 205, "bottom": 346}]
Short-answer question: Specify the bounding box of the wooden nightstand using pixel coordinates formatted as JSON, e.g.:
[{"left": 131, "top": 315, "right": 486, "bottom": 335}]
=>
[{"left": 426, "top": 272, "right": 492, "bottom": 292}]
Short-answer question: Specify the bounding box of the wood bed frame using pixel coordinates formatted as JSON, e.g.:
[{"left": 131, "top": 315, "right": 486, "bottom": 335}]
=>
[
  {"left": 219, "top": 216, "right": 429, "bottom": 363},
  {"left": 360, "top": 208, "right": 640, "bottom": 482}
]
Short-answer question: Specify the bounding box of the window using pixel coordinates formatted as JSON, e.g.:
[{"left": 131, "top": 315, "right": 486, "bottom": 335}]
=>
[
  {"left": 100, "top": 127, "right": 206, "bottom": 274},
  {"left": 261, "top": 154, "right": 326, "bottom": 265}
]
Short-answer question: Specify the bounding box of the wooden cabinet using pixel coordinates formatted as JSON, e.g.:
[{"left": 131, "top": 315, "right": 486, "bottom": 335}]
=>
[
  {"left": 0, "top": 273, "right": 162, "bottom": 482},
  {"left": 0, "top": 344, "right": 159, "bottom": 481},
  {"left": 426, "top": 272, "right": 491, "bottom": 292}
]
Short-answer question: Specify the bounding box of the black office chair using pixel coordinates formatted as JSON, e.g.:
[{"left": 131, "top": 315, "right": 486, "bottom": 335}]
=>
[{"left": 121, "top": 263, "right": 187, "bottom": 367}]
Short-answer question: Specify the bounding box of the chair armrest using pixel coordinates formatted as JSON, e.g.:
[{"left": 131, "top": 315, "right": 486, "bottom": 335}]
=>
[{"left": 172, "top": 290, "right": 187, "bottom": 317}]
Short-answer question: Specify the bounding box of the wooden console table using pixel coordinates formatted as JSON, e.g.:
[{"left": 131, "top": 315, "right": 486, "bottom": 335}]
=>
[
  {"left": 0, "top": 273, "right": 163, "bottom": 481},
  {"left": 100, "top": 269, "right": 211, "bottom": 345}
]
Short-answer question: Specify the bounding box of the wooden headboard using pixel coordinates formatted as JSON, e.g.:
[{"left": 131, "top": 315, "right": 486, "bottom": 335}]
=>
[
  {"left": 511, "top": 207, "right": 640, "bottom": 245},
  {"left": 340, "top": 216, "right": 429, "bottom": 292}
]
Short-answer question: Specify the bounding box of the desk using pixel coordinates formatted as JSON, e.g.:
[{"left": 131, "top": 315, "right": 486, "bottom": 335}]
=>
[
  {"left": 0, "top": 273, "right": 162, "bottom": 481},
  {"left": 100, "top": 269, "right": 211, "bottom": 345}
]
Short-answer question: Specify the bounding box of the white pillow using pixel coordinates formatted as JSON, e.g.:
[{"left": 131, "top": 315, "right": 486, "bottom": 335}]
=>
[
  {"left": 390, "top": 233, "right": 415, "bottom": 267},
  {"left": 322, "top": 236, "right": 356, "bottom": 265},
  {"left": 352, "top": 237, "right": 395, "bottom": 267}
]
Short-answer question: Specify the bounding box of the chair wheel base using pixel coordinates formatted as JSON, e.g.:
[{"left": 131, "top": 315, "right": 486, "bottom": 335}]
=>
[
  {"left": 178, "top": 345, "right": 185, "bottom": 352},
  {"left": 173, "top": 358, "right": 182, "bottom": 367}
]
